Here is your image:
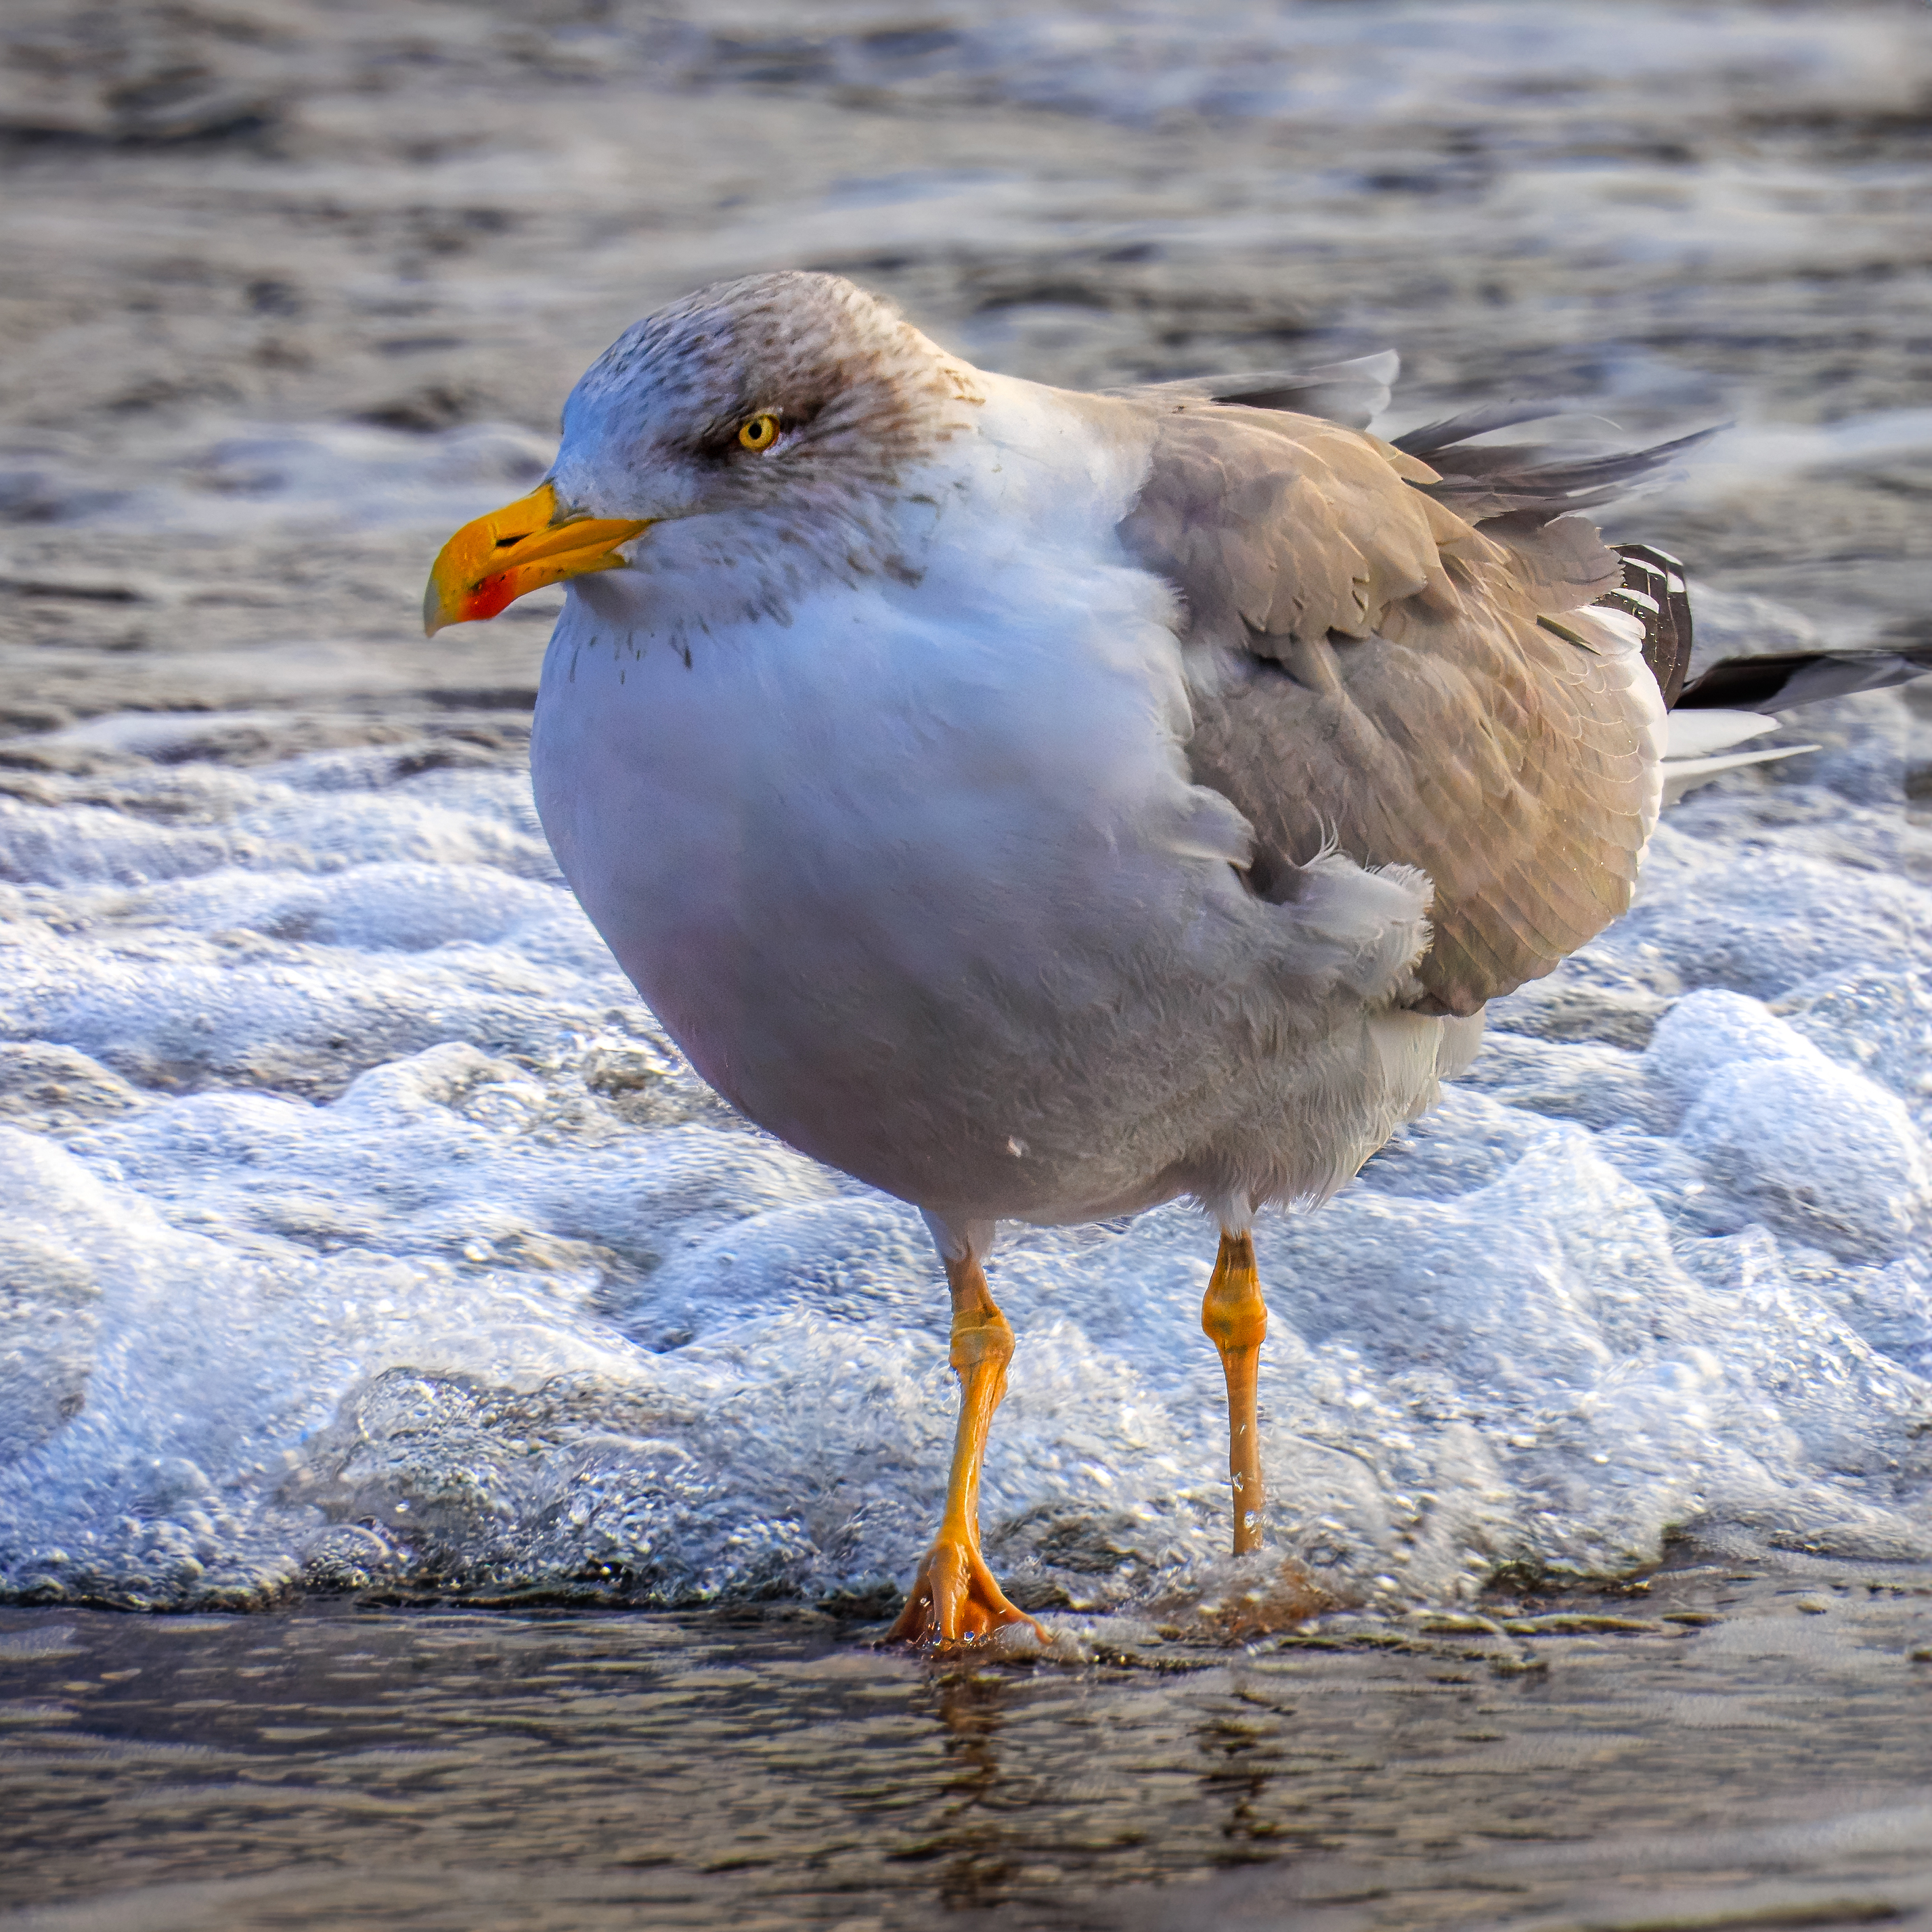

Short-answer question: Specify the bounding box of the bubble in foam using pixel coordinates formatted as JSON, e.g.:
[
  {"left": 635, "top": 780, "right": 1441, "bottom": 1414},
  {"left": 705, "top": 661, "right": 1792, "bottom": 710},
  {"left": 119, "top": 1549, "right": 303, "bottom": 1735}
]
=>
[
  {"left": 2, "top": 705, "right": 1931, "bottom": 1615},
  {"left": 1647, "top": 991, "right": 1932, "bottom": 1258}
]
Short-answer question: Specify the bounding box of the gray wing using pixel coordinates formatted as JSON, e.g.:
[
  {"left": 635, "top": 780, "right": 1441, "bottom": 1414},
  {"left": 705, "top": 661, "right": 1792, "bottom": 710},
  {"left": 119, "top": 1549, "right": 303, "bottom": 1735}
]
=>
[
  {"left": 1120, "top": 405, "right": 1665, "bottom": 1017},
  {"left": 1118, "top": 351, "right": 1401, "bottom": 431}
]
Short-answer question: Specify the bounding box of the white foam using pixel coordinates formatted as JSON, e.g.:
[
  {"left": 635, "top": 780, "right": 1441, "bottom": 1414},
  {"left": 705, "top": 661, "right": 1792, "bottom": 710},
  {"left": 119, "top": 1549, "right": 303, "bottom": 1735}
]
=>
[
  {"left": 3, "top": 690, "right": 1931, "bottom": 1613},
  {"left": 1647, "top": 992, "right": 1932, "bottom": 1258}
]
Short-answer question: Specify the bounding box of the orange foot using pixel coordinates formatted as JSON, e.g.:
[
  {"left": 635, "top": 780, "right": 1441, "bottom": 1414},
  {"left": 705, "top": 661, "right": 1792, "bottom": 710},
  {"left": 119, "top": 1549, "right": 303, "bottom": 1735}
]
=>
[{"left": 887, "top": 1537, "right": 1047, "bottom": 1651}]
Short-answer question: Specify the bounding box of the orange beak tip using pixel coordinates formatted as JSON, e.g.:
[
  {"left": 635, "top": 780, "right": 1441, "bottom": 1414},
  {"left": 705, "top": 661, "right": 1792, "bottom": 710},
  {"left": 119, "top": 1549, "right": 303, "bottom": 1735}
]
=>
[{"left": 422, "top": 478, "right": 651, "bottom": 636}]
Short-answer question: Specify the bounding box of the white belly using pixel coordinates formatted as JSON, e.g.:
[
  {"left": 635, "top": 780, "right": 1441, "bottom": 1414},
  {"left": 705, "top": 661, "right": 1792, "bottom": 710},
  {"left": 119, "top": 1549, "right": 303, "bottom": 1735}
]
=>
[
  {"left": 533, "top": 546, "right": 1298, "bottom": 1216},
  {"left": 529, "top": 491, "right": 1462, "bottom": 1229}
]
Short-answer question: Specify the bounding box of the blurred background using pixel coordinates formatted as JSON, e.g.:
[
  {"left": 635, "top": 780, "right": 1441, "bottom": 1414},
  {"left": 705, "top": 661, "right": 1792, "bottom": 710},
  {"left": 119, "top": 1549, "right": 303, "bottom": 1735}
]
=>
[{"left": 3, "top": 0, "right": 1929, "bottom": 734}]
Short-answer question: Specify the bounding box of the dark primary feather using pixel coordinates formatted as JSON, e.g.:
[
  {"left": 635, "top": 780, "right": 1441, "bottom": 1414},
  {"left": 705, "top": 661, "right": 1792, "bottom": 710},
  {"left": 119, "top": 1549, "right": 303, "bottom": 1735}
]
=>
[
  {"left": 1123, "top": 351, "right": 1401, "bottom": 431},
  {"left": 1602, "top": 543, "right": 1694, "bottom": 707},
  {"left": 1676, "top": 635, "right": 1932, "bottom": 711},
  {"left": 1584, "top": 540, "right": 1931, "bottom": 716},
  {"left": 1402, "top": 425, "right": 1721, "bottom": 522},
  {"left": 1583, "top": 548, "right": 1931, "bottom": 718}
]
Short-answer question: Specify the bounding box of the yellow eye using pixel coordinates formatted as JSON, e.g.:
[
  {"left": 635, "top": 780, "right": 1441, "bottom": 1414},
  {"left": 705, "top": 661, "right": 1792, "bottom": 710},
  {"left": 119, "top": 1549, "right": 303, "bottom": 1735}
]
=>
[{"left": 737, "top": 412, "right": 781, "bottom": 452}]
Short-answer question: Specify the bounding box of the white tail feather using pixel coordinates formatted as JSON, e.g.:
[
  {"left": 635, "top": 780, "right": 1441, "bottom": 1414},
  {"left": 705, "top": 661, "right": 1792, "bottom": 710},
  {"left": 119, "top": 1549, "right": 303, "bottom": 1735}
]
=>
[
  {"left": 1662, "top": 742, "right": 1818, "bottom": 805},
  {"left": 1663, "top": 708, "right": 1780, "bottom": 759}
]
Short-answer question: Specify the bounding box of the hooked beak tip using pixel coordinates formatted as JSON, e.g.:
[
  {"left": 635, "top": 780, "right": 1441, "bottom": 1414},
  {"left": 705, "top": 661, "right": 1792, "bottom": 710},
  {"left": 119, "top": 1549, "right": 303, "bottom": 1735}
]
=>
[{"left": 422, "top": 478, "right": 651, "bottom": 636}]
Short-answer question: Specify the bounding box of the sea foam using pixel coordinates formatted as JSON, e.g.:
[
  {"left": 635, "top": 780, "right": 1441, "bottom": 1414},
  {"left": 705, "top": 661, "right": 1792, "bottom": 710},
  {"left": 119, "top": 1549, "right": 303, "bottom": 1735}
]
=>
[{"left": 3, "top": 676, "right": 1930, "bottom": 1616}]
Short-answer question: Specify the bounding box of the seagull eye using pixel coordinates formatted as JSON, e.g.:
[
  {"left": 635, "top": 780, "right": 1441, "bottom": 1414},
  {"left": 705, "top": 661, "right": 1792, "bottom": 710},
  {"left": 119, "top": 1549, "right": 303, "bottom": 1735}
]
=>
[{"left": 737, "top": 412, "right": 781, "bottom": 452}]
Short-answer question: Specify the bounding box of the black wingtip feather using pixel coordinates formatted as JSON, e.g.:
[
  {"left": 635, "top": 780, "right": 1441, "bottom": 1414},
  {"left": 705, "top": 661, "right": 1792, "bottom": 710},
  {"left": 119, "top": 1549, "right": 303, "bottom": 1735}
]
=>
[
  {"left": 1602, "top": 542, "right": 1693, "bottom": 705},
  {"left": 1676, "top": 641, "right": 1932, "bottom": 712}
]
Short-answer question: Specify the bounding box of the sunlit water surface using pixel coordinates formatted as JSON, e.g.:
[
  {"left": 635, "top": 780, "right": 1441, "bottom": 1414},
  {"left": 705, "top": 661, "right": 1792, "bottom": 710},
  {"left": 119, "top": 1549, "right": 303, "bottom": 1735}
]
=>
[{"left": 4, "top": 1573, "right": 1932, "bottom": 1931}]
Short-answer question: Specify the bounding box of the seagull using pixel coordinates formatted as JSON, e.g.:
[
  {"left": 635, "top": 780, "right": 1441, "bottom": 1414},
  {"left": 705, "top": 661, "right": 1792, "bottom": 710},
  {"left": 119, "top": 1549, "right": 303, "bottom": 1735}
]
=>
[{"left": 424, "top": 271, "right": 1931, "bottom": 1647}]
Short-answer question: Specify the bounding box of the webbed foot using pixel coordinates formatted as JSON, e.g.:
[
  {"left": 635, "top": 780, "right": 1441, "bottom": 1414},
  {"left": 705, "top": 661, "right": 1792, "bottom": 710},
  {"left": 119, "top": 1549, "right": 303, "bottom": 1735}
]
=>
[{"left": 887, "top": 1536, "right": 1045, "bottom": 1651}]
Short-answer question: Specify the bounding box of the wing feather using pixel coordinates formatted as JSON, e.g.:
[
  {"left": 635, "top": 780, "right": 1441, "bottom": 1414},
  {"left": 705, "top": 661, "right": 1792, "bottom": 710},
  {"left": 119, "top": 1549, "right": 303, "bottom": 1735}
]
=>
[{"left": 1120, "top": 407, "right": 1664, "bottom": 1016}]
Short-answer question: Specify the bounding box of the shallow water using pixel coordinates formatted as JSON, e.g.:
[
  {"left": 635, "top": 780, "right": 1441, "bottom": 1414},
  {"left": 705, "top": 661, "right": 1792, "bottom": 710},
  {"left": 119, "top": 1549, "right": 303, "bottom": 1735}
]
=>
[
  {"left": 3, "top": 1570, "right": 1932, "bottom": 1931},
  {"left": 3, "top": 0, "right": 1932, "bottom": 1703}
]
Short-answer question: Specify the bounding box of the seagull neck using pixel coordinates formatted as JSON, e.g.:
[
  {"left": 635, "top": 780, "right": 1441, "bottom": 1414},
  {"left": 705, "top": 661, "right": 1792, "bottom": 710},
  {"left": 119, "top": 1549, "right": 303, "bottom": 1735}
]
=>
[{"left": 949, "top": 372, "right": 1158, "bottom": 540}]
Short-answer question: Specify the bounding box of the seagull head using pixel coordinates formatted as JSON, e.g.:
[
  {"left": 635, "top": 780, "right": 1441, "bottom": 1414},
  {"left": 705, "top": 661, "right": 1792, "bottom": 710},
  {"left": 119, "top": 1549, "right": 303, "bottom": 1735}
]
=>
[{"left": 423, "top": 271, "right": 982, "bottom": 634}]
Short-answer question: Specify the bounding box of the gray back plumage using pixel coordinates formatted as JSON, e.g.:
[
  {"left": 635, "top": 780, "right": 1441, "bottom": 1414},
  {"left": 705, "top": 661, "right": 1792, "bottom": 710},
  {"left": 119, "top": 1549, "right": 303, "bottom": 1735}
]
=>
[
  {"left": 1119, "top": 403, "right": 1669, "bottom": 1017},
  {"left": 1120, "top": 351, "right": 1401, "bottom": 431}
]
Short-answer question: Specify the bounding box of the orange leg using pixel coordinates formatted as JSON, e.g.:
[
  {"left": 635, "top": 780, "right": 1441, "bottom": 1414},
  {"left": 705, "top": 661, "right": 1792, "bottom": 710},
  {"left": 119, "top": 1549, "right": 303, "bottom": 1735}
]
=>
[
  {"left": 888, "top": 1252, "right": 1046, "bottom": 1650},
  {"left": 1202, "top": 1229, "right": 1268, "bottom": 1554}
]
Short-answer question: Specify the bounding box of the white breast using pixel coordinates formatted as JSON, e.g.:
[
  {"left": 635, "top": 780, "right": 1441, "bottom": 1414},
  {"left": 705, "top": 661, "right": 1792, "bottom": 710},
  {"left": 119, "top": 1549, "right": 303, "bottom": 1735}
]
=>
[
  {"left": 529, "top": 377, "right": 1444, "bottom": 1227},
  {"left": 533, "top": 383, "right": 1242, "bottom": 1208}
]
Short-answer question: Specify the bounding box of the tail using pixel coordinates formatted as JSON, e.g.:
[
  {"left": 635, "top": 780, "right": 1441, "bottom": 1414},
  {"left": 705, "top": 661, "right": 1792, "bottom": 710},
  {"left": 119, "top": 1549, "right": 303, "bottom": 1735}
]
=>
[
  {"left": 1379, "top": 397, "right": 1927, "bottom": 802},
  {"left": 1595, "top": 543, "right": 1932, "bottom": 804}
]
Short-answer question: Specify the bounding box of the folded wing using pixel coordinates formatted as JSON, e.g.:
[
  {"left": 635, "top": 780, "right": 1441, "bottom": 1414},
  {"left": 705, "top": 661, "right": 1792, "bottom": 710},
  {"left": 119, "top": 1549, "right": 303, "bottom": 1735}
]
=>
[{"left": 1120, "top": 403, "right": 1671, "bottom": 1017}]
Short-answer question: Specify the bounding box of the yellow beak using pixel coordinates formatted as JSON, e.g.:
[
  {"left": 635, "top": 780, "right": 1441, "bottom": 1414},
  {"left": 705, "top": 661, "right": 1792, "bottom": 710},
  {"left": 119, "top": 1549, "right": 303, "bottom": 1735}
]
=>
[{"left": 422, "top": 479, "right": 653, "bottom": 635}]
